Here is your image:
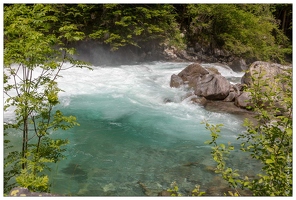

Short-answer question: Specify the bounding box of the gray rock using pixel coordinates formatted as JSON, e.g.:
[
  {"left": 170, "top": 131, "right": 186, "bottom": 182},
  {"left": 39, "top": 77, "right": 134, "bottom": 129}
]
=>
[
  {"left": 170, "top": 74, "right": 184, "bottom": 88},
  {"left": 178, "top": 63, "right": 209, "bottom": 82},
  {"left": 223, "top": 91, "right": 236, "bottom": 102},
  {"left": 234, "top": 92, "right": 252, "bottom": 108},
  {"left": 229, "top": 57, "right": 247, "bottom": 72},
  {"left": 194, "top": 74, "right": 231, "bottom": 100},
  {"left": 241, "top": 61, "right": 292, "bottom": 115},
  {"left": 191, "top": 96, "right": 208, "bottom": 106},
  {"left": 241, "top": 61, "right": 288, "bottom": 87}
]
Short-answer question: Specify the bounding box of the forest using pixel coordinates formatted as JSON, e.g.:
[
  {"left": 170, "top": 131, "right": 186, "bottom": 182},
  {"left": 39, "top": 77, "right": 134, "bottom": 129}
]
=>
[
  {"left": 4, "top": 4, "right": 292, "bottom": 64},
  {"left": 3, "top": 4, "right": 292, "bottom": 196}
]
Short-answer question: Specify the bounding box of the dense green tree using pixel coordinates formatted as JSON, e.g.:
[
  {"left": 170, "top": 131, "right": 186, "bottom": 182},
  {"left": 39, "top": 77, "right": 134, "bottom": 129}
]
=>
[
  {"left": 271, "top": 4, "right": 292, "bottom": 40},
  {"left": 186, "top": 4, "right": 291, "bottom": 63},
  {"left": 88, "top": 4, "right": 184, "bottom": 50},
  {"left": 52, "top": 4, "right": 98, "bottom": 36},
  {"left": 45, "top": 4, "right": 293, "bottom": 63},
  {"left": 3, "top": 4, "right": 89, "bottom": 193},
  {"left": 20, "top": 4, "right": 291, "bottom": 63}
]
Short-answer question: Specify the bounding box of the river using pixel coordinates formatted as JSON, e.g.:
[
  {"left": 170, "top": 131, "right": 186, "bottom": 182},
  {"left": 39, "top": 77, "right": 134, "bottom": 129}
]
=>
[{"left": 4, "top": 61, "right": 260, "bottom": 196}]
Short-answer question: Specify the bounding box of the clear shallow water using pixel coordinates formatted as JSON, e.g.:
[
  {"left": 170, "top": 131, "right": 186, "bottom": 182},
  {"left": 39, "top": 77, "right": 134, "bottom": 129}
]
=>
[{"left": 4, "top": 62, "right": 259, "bottom": 196}]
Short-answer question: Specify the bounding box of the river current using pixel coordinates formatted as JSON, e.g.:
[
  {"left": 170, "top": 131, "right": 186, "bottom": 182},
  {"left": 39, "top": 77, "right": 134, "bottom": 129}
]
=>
[{"left": 4, "top": 62, "right": 260, "bottom": 196}]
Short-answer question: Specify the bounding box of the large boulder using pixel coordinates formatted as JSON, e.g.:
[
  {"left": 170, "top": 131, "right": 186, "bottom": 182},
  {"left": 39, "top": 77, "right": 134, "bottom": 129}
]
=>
[
  {"left": 241, "top": 61, "right": 292, "bottom": 115},
  {"left": 170, "top": 63, "right": 209, "bottom": 88},
  {"left": 241, "top": 61, "right": 290, "bottom": 87},
  {"left": 169, "top": 61, "right": 291, "bottom": 117},
  {"left": 170, "top": 63, "right": 231, "bottom": 101},
  {"left": 194, "top": 74, "right": 231, "bottom": 100},
  {"left": 177, "top": 63, "right": 209, "bottom": 82}
]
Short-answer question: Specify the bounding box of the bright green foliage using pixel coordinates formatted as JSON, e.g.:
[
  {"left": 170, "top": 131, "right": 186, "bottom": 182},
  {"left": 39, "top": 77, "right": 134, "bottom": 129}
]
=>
[
  {"left": 166, "top": 181, "right": 182, "bottom": 196},
  {"left": 191, "top": 185, "right": 206, "bottom": 196},
  {"left": 204, "top": 122, "right": 240, "bottom": 189},
  {"left": 204, "top": 67, "right": 292, "bottom": 196},
  {"left": 88, "top": 4, "right": 184, "bottom": 50},
  {"left": 186, "top": 4, "right": 291, "bottom": 63},
  {"left": 240, "top": 67, "right": 292, "bottom": 196},
  {"left": 4, "top": 4, "right": 89, "bottom": 193},
  {"left": 15, "top": 152, "right": 53, "bottom": 192},
  {"left": 6, "top": 4, "right": 289, "bottom": 63},
  {"left": 166, "top": 181, "right": 205, "bottom": 196}
]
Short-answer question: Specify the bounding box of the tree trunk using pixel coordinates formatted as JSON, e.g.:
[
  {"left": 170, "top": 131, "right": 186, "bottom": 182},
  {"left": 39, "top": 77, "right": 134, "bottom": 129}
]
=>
[{"left": 22, "top": 116, "right": 28, "bottom": 169}]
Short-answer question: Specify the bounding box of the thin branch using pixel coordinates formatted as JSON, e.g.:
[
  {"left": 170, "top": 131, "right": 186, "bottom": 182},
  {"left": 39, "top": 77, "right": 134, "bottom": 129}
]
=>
[
  {"left": 47, "top": 105, "right": 53, "bottom": 126},
  {"left": 60, "top": 65, "right": 75, "bottom": 71},
  {"left": 14, "top": 66, "right": 23, "bottom": 81},
  {"left": 52, "top": 52, "right": 66, "bottom": 82},
  {"left": 3, "top": 90, "right": 12, "bottom": 98},
  {"left": 25, "top": 66, "right": 31, "bottom": 93},
  {"left": 28, "top": 132, "right": 37, "bottom": 141},
  {"left": 28, "top": 67, "right": 33, "bottom": 94},
  {"left": 12, "top": 64, "right": 22, "bottom": 97},
  {"left": 33, "top": 67, "right": 48, "bottom": 89},
  {"left": 32, "top": 115, "right": 38, "bottom": 136}
]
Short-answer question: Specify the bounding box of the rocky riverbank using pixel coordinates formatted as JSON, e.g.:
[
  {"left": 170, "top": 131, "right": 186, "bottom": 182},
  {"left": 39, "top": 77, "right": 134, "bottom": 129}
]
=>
[
  {"left": 71, "top": 40, "right": 250, "bottom": 72},
  {"left": 169, "top": 61, "right": 292, "bottom": 121}
]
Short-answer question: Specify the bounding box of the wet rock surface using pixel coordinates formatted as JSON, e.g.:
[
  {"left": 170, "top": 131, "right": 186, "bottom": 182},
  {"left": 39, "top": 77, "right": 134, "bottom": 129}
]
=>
[{"left": 170, "top": 61, "right": 290, "bottom": 121}]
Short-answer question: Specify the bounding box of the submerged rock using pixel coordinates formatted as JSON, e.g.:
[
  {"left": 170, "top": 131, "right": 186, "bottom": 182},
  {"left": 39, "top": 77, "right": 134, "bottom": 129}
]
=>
[
  {"left": 103, "top": 183, "right": 116, "bottom": 193},
  {"left": 158, "top": 190, "right": 173, "bottom": 196}
]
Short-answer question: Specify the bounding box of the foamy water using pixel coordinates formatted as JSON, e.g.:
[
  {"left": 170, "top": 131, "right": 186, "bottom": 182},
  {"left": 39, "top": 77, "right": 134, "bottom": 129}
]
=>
[{"left": 4, "top": 62, "right": 259, "bottom": 196}]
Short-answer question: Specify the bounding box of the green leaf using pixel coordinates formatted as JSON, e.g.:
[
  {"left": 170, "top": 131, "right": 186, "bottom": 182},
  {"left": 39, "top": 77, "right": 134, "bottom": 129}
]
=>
[
  {"left": 265, "top": 159, "right": 274, "bottom": 164},
  {"left": 204, "top": 140, "right": 212, "bottom": 144},
  {"left": 228, "top": 146, "right": 234, "bottom": 150}
]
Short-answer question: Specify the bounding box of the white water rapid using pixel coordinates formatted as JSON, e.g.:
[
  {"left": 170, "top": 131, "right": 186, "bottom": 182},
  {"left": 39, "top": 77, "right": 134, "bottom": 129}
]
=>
[{"left": 4, "top": 62, "right": 260, "bottom": 196}]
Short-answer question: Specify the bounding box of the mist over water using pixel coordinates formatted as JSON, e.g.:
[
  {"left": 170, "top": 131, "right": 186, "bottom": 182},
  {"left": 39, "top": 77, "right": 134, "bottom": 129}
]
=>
[{"left": 4, "top": 62, "right": 258, "bottom": 196}]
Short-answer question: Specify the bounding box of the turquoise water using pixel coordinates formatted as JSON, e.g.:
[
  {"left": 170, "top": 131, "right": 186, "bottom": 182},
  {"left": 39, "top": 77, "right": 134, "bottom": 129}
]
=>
[{"left": 4, "top": 62, "right": 260, "bottom": 196}]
